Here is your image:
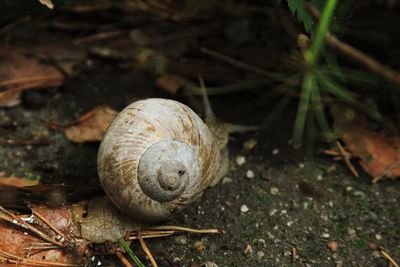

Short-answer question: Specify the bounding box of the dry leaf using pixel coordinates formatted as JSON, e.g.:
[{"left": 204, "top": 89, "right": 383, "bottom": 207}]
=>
[
  {"left": 38, "top": 0, "right": 54, "bottom": 9},
  {"left": 64, "top": 105, "right": 118, "bottom": 143},
  {"left": 155, "top": 73, "right": 188, "bottom": 95},
  {"left": 0, "top": 172, "right": 39, "bottom": 187},
  {"left": 333, "top": 106, "right": 400, "bottom": 181},
  {"left": 0, "top": 204, "right": 88, "bottom": 266},
  {"left": 0, "top": 46, "right": 64, "bottom": 107}
]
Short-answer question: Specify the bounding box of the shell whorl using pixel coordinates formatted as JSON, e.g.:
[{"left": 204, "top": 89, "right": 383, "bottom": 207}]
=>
[
  {"left": 137, "top": 139, "right": 200, "bottom": 202},
  {"left": 97, "top": 98, "right": 221, "bottom": 221}
]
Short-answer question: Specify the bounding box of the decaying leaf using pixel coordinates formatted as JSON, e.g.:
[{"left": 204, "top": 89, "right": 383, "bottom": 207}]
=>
[
  {"left": 0, "top": 203, "right": 88, "bottom": 266},
  {"left": 333, "top": 106, "right": 400, "bottom": 181},
  {"left": 64, "top": 105, "right": 118, "bottom": 143},
  {"left": 0, "top": 46, "right": 64, "bottom": 107},
  {"left": 0, "top": 172, "right": 39, "bottom": 187},
  {"left": 155, "top": 73, "right": 189, "bottom": 95}
]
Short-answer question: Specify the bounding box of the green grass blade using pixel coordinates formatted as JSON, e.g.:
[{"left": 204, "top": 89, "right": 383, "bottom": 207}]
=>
[
  {"left": 118, "top": 238, "right": 146, "bottom": 267},
  {"left": 305, "top": 0, "right": 338, "bottom": 65},
  {"left": 317, "top": 71, "right": 357, "bottom": 102},
  {"left": 293, "top": 73, "right": 315, "bottom": 146},
  {"left": 310, "top": 82, "right": 334, "bottom": 141}
]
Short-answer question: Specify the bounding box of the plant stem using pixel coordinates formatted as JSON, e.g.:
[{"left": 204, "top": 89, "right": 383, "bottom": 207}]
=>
[{"left": 305, "top": 0, "right": 338, "bottom": 66}]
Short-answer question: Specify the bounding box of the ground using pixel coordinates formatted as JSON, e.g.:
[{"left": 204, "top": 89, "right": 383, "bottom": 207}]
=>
[{"left": 0, "top": 63, "right": 399, "bottom": 267}]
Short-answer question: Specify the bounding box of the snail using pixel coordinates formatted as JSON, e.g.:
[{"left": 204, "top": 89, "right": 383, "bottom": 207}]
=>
[{"left": 97, "top": 84, "right": 256, "bottom": 223}]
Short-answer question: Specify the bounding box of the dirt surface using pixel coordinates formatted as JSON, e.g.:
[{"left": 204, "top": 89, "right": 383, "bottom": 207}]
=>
[
  {"left": 1, "top": 3, "right": 400, "bottom": 265},
  {"left": 0, "top": 62, "right": 399, "bottom": 267}
]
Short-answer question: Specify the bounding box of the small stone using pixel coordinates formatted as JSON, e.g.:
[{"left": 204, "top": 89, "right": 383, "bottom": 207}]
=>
[
  {"left": 222, "top": 177, "right": 233, "bottom": 184},
  {"left": 240, "top": 204, "right": 249, "bottom": 213},
  {"left": 270, "top": 187, "right": 279, "bottom": 195},
  {"left": 347, "top": 228, "right": 356, "bottom": 238},
  {"left": 375, "top": 234, "right": 382, "bottom": 241},
  {"left": 246, "top": 170, "right": 255, "bottom": 179},
  {"left": 327, "top": 241, "right": 338, "bottom": 251},
  {"left": 243, "top": 244, "right": 253, "bottom": 254},
  {"left": 322, "top": 233, "right": 330, "bottom": 238},
  {"left": 201, "top": 262, "right": 219, "bottom": 267},
  {"left": 257, "top": 251, "right": 265, "bottom": 259},
  {"left": 243, "top": 138, "right": 257, "bottom": 151},
  {"left": 298, "top": 163, "right": 305, "bottom": 169},
  {"left": 236, "top": 156, "right": 246, "bottom": 166},
  {"left": 173, "top": 235, "right": 187, "bottom": 245},
  {"left": 266, "top": 231, "right": 274, "bottom": 239},
  {"left": 346, "top": 186, "right": 353, "bottom": 192},
  {"left": 269, "top": 209, "right": 278, "bottom": 216},
  {"left": 316, "top": 174, "right": 323, "bottom": 181},
  {"left": 272, "top": 148, "right": 279, "bottom": 155},
  {"left": 194, "top": 241, "right": 205, "bottom": 251}
]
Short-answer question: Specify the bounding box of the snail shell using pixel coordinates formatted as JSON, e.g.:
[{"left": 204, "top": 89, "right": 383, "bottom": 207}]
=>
[{"left": 97, "top": 98, "right": 221, "bottom": 221}]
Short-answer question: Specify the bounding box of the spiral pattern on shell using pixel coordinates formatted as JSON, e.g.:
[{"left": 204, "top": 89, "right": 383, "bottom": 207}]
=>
[{"left": 97, "top": 98, "right": 221, "bottom": 221}]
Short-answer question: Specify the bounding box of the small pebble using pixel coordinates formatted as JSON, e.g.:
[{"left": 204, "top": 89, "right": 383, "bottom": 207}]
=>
[
  {"left": 240, "top": 204, "right": 249, "bottom": 213},
  {"left": 375, "top": 234, "right": 382, "bottom": 241},
  {"left": 272, "top": 148, "right": 279, "bottom": 155},
  {"left": 322, "top": 233, "right": 330, "bottom": 238},
  {"left": 236, "top": 156, "right": 246, "bottom": 166},
  {"left": 246, "top": 170, "right": 255, "bottom": 179},
  {"left": 257, "top": 251, "right": 265, "bottom": 259},
  {"left": 270, "top": 187, "right": 279, "bottom": 195},
  {"left": 243, "top": 138, "right": 257, "bottom": 151},
  {"left": 194, "top": 241, "right": 205, "bottom": 251},
  {"left": 327, "top": 241, "right": 338, "bottom": 251},
  {"left": 201, "top": 262, "right": 219, "bottom": 267},
  {"left": 222, "top": 177, "right": 233, "bottom": 184},
  {"left": 243, "top": 244, "right": 253, "bottom": 254}
]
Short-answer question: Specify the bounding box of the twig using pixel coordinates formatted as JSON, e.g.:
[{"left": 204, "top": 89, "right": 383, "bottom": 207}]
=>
[
  {"left": 148, "top": 225, "right": 223, "bottom": 234},
  {"left": 379, "top": 248, "right": 399, "bottom": 267},
  {"left": 372, "top": 159, "right": 400, "bottom": 183},
  {"left": 0, "top": 205, "right": 64, "bottom": 248},
  {"left": 72, "top": 30, "right": 125, "bottom": 45},
  {"left": 115, "top": 249, "right": 133, "bottom": 267},
  {"left": 0, "top": 249, "right": 81, "bottom": 267},
  {"left": 199, "top": 47, "right": 279, "bottom": 79},
  {"left": 31, "top": 208, "right": 68, "bottom": 243},
  {"left": 305, "top": 2, "right": 400, "bottom": 86},
  {"left": 137, "top": 232, "right": 158, "bottom": 267},
  {"left": 336, "top": 141, "right": 359, "bottom": 177}
]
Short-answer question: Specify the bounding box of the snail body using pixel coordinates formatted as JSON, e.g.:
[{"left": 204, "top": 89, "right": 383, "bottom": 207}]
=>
[{"left": 97, "top": 98, "right": 222, "bottom": 221}]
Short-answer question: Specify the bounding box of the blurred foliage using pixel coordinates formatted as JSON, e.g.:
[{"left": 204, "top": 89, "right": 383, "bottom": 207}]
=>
[{"left": 284, "top": 0, "right": 354, "bottom": 33}]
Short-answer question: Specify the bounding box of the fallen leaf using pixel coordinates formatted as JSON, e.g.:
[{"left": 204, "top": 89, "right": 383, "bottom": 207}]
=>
[
  {"left": 332, "top": 106, "right": 400, "bottom": 181},
  {"left": 0, "top": 172, "right": 39, "bottom": 187},
  {"left": 0, "top": 46, "right": 65, "bottom": 107},
  {"left": 155, "top": 73, "right": 189, "bottom": 95},
  {"left": 64, "top": 105, "right": 118, "bottom": 143},
  {"left": 0, "top": 204, "right": 88, "bottom": 266},
  {"left": 38, "top": 0, "right": 54, "bottom": 9}
]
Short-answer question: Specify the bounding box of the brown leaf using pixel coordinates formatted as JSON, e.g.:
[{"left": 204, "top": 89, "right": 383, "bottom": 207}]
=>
[
  {"left": 0, "top": 46, "right": 64, "bottom": 107},
  {"left": 155, "top": 73, "right": 189, "bottom": 95},
  {"left": 64, "top": 105, "right": 118, "bottom": 143},
  {"left": 332, "top": 106, "right": 400, "bottom": 181},
  {"left": 0, "top": 204, "right": 88, "bottom": 266},
  {"left": 0, "top": 172, "right": 39, "bottom": 187}
]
